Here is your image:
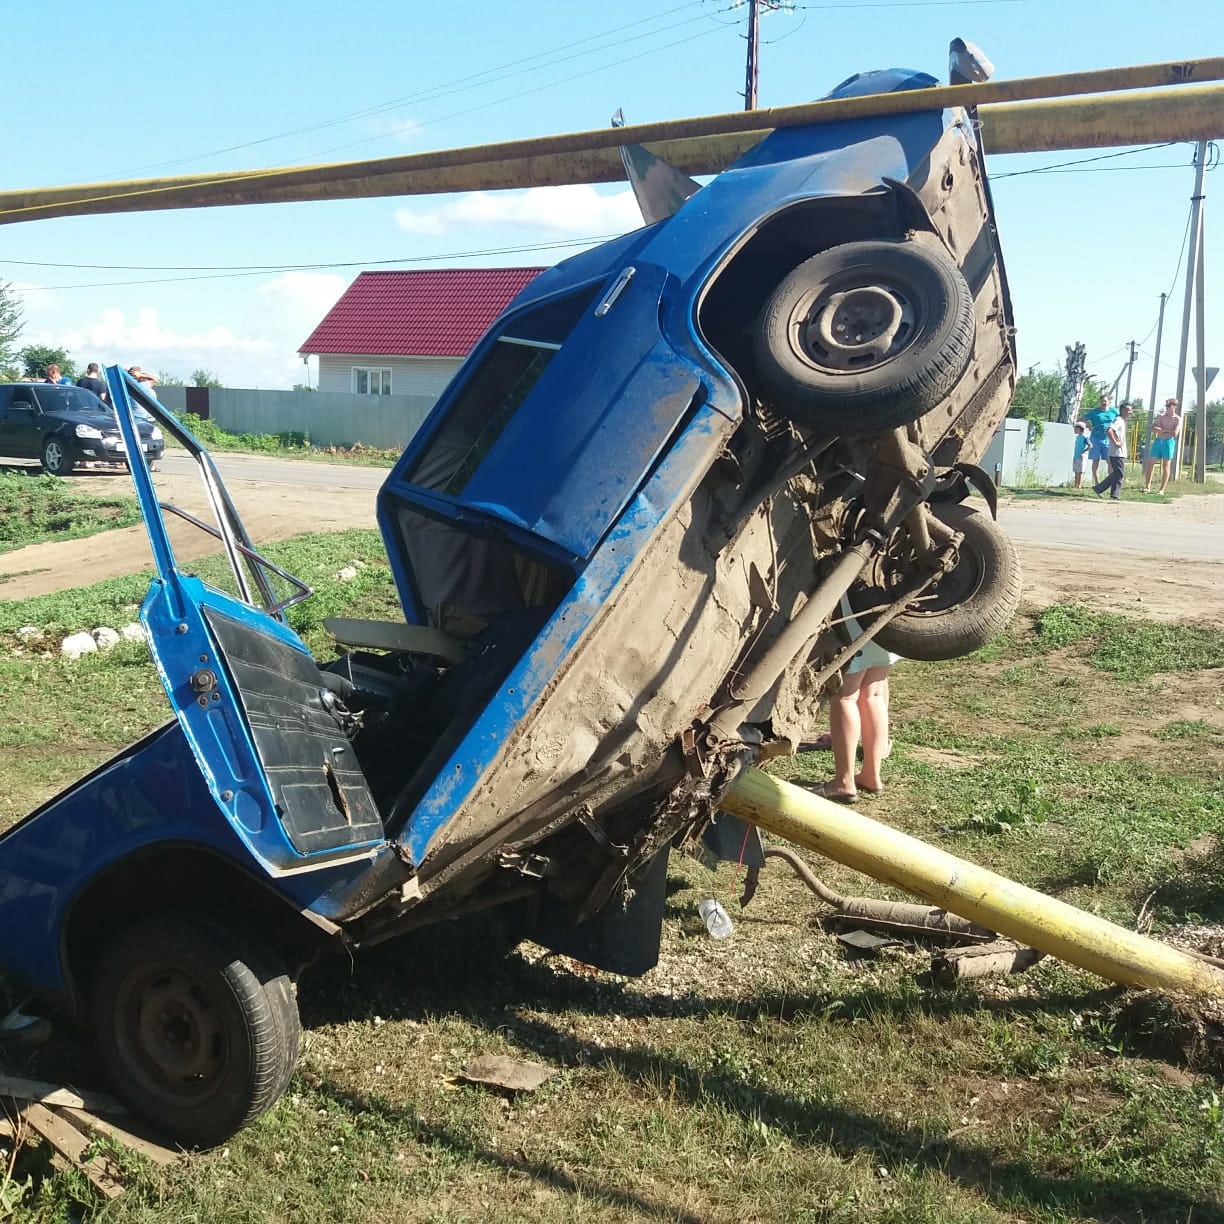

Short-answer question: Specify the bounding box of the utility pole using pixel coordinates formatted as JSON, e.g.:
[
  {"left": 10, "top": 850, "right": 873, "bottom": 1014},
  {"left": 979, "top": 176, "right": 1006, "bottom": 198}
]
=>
[
  {"left": 1144, "top": 292, "right": 1168, "bottom": 459},
  {"left": 1193, "top": 219, "right": 1208, "bottom": 483},
  {"left": 741, "top": 0, "right": 790, "bottom": 110},
  {"left": 1122, "top": 340, "right": 1137, "bottom": 406},
  {"left": 1171, "top": 139, "right": 1208, "bottom": 480},
  {"left": 744, "top": 0, "right": 761, "bottom": 110}
]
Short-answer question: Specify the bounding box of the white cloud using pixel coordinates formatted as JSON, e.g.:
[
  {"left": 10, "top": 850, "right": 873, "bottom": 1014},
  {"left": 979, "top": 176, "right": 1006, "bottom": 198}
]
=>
[
  {"left": 395, "top": 184, "right": 640, "bottom": 238},
  {"left": 18, "top": 271, "right": 347, "bottom": 389}
]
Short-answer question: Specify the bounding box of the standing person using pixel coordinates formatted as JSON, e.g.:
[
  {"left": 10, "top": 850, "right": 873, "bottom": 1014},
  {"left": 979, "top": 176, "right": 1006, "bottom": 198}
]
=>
[
  {"left": 1093, "top": 403, "right": 1133, "bottom": 500},
  {"left": 43, "top": 363, "right": 71, "bottom": 386},
  {"left": 127, "top": 365, "right": 159, "bottom": 399},
  {"left": 76, "top": 361, "right": 109, "bottom": 402},
  {"left": 1082, "top": 392, "right": 1116, "bottom": 487},
  {"left": 1071, "top": 422, "right": 1090, "bottom": 489},
  {"left": 1144, "top": 397, "right": 1181, "bottom": 493},
  {"left": 809, "top": 599, "right": 901, "bottom": 803}
]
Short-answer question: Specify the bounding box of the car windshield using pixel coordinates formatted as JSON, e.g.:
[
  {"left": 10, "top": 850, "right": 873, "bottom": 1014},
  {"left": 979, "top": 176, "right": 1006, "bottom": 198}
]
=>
[{"left": 34, "top": 386, "right": 109, "bottom": 414}]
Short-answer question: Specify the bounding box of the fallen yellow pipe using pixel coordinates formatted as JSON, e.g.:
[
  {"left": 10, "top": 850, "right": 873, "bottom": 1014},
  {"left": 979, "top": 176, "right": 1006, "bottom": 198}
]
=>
[{"left": 721, "top": 768, "right": 1224, "bottom": 1000}]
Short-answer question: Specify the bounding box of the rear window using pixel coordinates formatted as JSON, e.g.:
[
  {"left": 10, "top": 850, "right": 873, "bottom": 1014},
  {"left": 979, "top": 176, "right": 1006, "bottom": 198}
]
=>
[{"left": 406, "top": 282, "right": 602, "bottom": 496}]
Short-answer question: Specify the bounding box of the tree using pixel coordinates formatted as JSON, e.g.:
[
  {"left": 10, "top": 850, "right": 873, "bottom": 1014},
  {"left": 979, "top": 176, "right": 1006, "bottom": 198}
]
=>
[
  {"left": 291, "top": 382, "right": 316, "bottom": 393},
  {"left": 19, "top": 344, "right": 76, "bottom": 381},
  {"left": 190, "top": 368, "right": 223, "bottom": 388},
  {"left": 0, "top": 281, "right": 24, "bottom": 372},
  {"left": 156, "top": 371, "right": 186, "bottom": 387},
  {"left": 1009, "top": 367, "right": 1062, "bottom": 421}
]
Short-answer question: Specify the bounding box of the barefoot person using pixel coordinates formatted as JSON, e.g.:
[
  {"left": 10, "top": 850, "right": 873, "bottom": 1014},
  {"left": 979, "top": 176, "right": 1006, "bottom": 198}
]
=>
[
  {"left": 1144, "top": 397, "right": 1181, "bottom": 493},
  {"left": 810, "top": 598, "right": 901, "bottom": 803}
]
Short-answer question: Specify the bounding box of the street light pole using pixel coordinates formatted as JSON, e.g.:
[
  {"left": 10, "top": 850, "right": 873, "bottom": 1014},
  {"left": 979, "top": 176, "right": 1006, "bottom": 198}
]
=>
[
  {"left": 1144, "top": 292, "right": 1167, "bottom": 460},
  {"left": 1194, "top": 219, "right": 1208, "bottom": 483},
  {"left": 744, "top": 0, "right": 761, "bottom": 110}
]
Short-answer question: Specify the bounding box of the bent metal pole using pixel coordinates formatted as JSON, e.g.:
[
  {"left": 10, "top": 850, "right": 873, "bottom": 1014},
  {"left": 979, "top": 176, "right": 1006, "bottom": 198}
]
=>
[{"left": 721, "top": 768, "right": 1224, "bottom": 1000}]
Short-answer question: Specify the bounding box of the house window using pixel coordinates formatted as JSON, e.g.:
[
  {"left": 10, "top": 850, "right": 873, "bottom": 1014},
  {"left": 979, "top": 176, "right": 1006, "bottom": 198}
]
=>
[{"left": 352, "top": 367, "right": 393, "bottom": 395}]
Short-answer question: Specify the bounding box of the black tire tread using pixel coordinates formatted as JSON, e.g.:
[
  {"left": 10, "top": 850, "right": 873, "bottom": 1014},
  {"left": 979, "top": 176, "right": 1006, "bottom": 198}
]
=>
[
  {"left": 90, "top": 911, "right": 300, "bottom": 1149},
  {"left": 754, "top": 239, "right": 976, "bottom": 435},
  {"left": 870, "top": 502, "right": 1022, "bottom": 661}
]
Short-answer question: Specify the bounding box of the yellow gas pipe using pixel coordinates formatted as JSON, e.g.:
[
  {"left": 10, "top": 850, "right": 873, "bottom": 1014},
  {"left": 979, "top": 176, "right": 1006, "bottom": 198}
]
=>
[{"left": 721, "top": 768, "right": 1224, "bottom": 1000}]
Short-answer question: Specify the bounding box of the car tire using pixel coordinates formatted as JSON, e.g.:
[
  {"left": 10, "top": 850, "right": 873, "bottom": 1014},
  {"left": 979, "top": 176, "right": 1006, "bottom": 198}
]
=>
[
  {"left": 41, "top": 436, "right": 73, "bottom": 476},
  {"left": 754, "top": 238, "right": 975, "bottom": 434},
  {"left": 851, "top": 502, "right": 1021, "bottom": 661},
  {"left": 89, "top": 912, "right": 300, "bottom": 1149}
]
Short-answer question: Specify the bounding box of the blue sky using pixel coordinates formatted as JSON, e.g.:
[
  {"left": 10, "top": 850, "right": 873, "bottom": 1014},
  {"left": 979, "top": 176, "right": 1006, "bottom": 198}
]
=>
[{"left": 3, "top": 0, "right": 1219, "bottom": 398}]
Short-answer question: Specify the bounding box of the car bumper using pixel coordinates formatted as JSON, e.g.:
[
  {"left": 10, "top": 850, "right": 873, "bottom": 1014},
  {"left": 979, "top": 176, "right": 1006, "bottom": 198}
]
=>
[{"left": 75, "top": 438, "right": 164, "bottom": 465}]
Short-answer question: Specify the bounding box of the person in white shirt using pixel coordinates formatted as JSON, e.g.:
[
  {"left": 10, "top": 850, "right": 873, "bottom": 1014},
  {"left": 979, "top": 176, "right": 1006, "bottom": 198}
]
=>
[{"left": 1093, "top": 404, "right": 1132, "bottom": 500}]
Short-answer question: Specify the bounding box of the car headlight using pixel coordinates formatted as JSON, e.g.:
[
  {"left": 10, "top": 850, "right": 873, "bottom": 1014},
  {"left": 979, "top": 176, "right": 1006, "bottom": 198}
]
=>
[
  {"left": 150, "top": 427, "right": 163, "bottom": 442},
  {"left": 75, "top": 424, "right": 104, "bottom": 439}
]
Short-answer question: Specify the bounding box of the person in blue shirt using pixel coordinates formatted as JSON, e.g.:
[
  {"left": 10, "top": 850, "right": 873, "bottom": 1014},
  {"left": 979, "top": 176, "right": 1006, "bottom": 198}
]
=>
[
  {"left": 42, "top": 362, "right": 71, "bottom": 386},
  {"left": 1072, "top": 421, "right": 1090, "bottom": 488},
  {"left": 1081, "top": 391, "right": 1118, "bottom": 487}
]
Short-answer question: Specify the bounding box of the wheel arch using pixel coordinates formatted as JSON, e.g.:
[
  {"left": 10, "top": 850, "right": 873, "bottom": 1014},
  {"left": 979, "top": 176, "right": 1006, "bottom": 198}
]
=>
[
  {"left": 61, "top": 844, "right": 338, "bottom": 1014},
  {"left": 696, "top": 184, "right": 940, "bottom": 396}
]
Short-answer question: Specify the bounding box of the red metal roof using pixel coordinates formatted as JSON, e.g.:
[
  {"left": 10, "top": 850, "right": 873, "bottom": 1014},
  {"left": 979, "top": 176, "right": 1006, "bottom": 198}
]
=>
[{"left": 298, "top": 267, "right": 545, "bottom": 358}]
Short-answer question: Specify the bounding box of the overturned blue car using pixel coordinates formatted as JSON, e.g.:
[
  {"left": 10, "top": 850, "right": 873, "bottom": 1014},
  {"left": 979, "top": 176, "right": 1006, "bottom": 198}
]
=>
[{"left": 0, "top": 48, "right": 1020, "bottom": 1147}]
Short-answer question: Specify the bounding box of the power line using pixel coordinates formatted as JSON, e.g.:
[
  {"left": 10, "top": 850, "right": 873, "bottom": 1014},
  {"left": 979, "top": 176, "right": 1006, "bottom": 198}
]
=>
[
  {"left": 991, "top": 142, "right": 1177, "bottom": 179},
  {"left": 7, "top": 234, "right": 623, "bottom": 291},
  {"left": 102, "top": 1, "right": 716, "bottom": 180}
]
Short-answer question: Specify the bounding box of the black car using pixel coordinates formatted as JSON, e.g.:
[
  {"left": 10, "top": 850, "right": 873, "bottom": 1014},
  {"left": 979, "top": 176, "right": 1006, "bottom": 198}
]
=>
[{"left": 0, "top": 382, "right": 164, "bottom": 474}]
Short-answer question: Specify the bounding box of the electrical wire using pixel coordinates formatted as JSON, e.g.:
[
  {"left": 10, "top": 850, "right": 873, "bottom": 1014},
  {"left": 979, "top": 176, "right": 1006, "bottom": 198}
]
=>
[
  {"left": 102, "top": 1, "right": 718, "bottom": 181},
  {"left": 8, "top": 234, "right": 624, "bottom": 291},
  {"left": 990, "top": 142, "right": 1176, "bottom": 179}
]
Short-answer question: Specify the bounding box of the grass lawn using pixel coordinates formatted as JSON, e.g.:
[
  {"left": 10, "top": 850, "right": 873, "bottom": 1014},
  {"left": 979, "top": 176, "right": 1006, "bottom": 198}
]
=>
[
  {"left": 0, "top": 472, "right": 142, "bottom": 554},
  {"left": 1, "top": 555, "right": 1222, "bottom": 1222},
  {"left": 172, "top": 414, "right": 399, "bottom": 467},
  {"left": 1004, "top": 465, "right": 1224, "bottom": 504}
]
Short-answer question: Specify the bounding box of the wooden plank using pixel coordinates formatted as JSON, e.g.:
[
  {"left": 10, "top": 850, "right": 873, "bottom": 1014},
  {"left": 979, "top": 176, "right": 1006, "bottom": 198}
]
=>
[
  {"left": 0, "top": 1076, "right": 122, "bottom": 1113},
  {"left": 56, "top": 1107, "right": 180, "bottom": 1167},
  {"left": 21, "top": 1103, "right": 124, "bottom": 1200}
]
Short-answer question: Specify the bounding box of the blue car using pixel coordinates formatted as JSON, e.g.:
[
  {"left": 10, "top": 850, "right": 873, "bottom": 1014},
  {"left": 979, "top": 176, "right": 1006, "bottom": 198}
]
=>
[{"left": 0, "top": 53, "right": 1020, "bottom": 1147}]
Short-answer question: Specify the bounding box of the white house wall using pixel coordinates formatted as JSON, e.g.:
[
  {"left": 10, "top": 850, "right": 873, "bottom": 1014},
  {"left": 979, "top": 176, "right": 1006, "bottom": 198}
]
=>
[{"left": 317, "top": 354, "right": 463, "bottom": 399}]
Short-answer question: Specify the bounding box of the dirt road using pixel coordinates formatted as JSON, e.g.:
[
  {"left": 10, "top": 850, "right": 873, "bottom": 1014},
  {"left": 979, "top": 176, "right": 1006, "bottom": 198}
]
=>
[{"left": 2, "top": 454, "right": 1221, "bottom": 622}]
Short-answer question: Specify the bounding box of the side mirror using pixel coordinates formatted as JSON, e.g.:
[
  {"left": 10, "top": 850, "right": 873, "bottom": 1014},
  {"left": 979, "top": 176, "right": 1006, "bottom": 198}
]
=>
[{"left": 949, "top": 38, "right": 994, "bottom": 86}]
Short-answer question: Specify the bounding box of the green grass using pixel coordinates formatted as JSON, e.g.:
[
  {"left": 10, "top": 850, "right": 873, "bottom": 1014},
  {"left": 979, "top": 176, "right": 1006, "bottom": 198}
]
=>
[
  {"left": 177, "top": 413, "right": 399, "bottom": 467},
  {"left": 2, "top": 590, "right": 1223, "bottom": 1221},
  {"left": 1004, "top": 466, "right": 1224, "bottom": 503},
  {"left": 0, "top": 472, "right": 142, "bottom": 553}
]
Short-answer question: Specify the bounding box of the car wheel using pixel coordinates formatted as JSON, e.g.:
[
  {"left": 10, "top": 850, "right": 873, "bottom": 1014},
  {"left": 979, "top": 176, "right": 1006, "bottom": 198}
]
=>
[
  {"left": 41, "top": 436, "right": 73, "bottom": 476},
  {"left": 90, "top": 912, "right": 300, "bottom": 1149},
  {"left": 754, "top": 238, "right": 975, "bottom": 435},
  {"left": 849, "top": 502, "right": 1021, "bottom": 661}
]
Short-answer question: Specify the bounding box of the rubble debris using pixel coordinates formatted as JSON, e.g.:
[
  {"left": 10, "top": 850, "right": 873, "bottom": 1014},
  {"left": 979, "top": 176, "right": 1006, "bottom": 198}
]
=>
[{"left": 457, "top": 1055, "right": 557, "bottom": 1094}]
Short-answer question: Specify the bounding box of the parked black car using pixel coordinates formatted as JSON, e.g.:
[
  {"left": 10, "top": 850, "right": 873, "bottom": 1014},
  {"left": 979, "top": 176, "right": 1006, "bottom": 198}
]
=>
[{"left": 0, "top": 382, "right": 164, "bottom": 474}]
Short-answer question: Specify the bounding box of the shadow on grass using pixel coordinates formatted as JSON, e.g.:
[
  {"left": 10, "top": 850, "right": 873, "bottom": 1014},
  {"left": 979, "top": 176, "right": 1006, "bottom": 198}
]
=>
[{"left": 297, "top": 923, "right": 1218, "bottom": 1224}]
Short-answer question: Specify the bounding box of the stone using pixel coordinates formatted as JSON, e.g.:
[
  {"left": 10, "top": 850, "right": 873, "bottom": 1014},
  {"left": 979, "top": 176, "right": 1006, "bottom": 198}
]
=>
[
  {"left": 92, "top": 627, "right": 121, "bottom": 650},
  {"left": 61, "top": 632, "right": 98, "bottom": 660},
  {"left": 337, "top": 566, "right": 358, "bottom": 581},
  {"left": 120, "top": 623, "right": 146, "bottom": 642}
]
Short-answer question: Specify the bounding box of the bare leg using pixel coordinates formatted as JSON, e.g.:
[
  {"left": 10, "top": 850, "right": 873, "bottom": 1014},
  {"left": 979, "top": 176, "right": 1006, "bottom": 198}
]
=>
[
  {"left": 1159, "top": 458, "right": 1172, "bottom": 494},
  {"left": 1074, "top": 470, "right": 1083, "bottom": 489},
  {"left": 1143, "top": 458, "right": 1155, "bottom": 492},
  {"left": 855, "top": 666, "right": 892, "bottom": 792},
  {"left": 828, "top": 670, "right": 865, "bottom": 798}
]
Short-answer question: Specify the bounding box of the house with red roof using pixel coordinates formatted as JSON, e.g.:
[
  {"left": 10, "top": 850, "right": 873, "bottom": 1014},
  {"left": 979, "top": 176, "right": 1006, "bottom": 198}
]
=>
[{"left": 298, "top": 267, "right": 544, "bottom": 401}]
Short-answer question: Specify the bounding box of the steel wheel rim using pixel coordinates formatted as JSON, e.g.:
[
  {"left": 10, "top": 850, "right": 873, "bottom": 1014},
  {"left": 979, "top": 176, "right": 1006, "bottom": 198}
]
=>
[
  {"left": 114, "top": 962, "right": 231, "bottom": 1104},
  {"left": 792, "top": 279, "right": 918, "bottom": 374}
]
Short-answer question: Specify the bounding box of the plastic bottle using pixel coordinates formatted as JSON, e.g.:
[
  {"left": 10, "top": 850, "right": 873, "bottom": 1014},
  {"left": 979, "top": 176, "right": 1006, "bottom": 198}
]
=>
[{"left": 698, "top": 897, "right": 734, "bottom": 940}]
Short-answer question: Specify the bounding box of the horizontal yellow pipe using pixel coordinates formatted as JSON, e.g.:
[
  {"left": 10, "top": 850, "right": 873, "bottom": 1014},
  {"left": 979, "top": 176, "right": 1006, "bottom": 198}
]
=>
[
  {"left": 722, "top": 768, "right": 1224, "bottom": 1000},
  {"left": 1, "top": 58, "right": 1222, "bottom": 224}
]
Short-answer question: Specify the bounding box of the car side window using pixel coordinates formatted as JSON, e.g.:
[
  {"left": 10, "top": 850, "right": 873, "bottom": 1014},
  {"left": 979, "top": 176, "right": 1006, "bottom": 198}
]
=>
[
  {"left": 10, "top": 390, "right": 34, "bottom": 410},
  {"left": 406, "top": 282, "right": 602, "bottom": 496}
]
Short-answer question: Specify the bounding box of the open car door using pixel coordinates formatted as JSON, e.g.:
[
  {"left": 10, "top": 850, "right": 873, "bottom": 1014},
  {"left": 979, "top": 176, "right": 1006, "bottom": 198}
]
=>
[{"left": 105, "top": 367, "right": 385, "bottom": 874}]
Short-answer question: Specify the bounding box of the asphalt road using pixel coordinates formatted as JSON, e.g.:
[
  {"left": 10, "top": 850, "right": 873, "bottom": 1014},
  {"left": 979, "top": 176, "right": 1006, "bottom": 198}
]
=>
[
  {"left": 998, "top": 503, "right": 1224, "bottom": 561},
  {"left": 181, "top": 453, "right": 1224, "bottom": 563},
  {"left": 157, "top": 450, "right": 389, "bottom": 491}
]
